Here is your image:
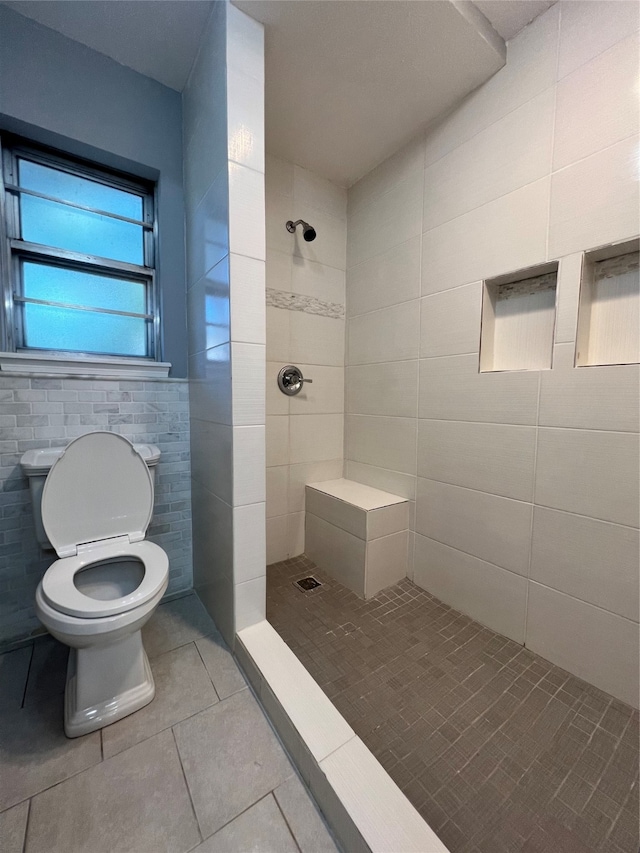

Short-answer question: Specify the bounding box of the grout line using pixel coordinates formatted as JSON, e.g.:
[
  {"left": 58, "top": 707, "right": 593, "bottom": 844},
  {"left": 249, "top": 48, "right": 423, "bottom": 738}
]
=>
[
  {"left": 524, "top": 372, "right": 543, "bottom": 639},
  {"left": 193, "top": 638, "right": 222, "bottom": 703},
  {"left": 544, "top": 10, "right": 560, "bottom": 263},
  {"left": 414, "top": 530, "right": 639, "bottom": 625},
  {"left": 20, "top": 643, "right": 35, "bottom": 709},
  {"left": 271, "top": 791, "right": 303, "bottom": 853},
  {"left": 21, "top": 798, "right": 32, "bottom": 853},
  {"left": 171, "top": 727, "right": 203, "bottom": 846}
]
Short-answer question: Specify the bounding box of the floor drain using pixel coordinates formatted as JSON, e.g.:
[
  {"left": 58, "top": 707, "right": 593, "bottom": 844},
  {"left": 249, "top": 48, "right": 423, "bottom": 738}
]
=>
[{"left": 294, "top": 576, "right": 322, "bottom": 592}]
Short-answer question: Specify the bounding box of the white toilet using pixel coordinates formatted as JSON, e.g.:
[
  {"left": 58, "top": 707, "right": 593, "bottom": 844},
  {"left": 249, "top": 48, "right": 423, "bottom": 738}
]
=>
[{"left": 26, "top": 432, "right": 169, "bottom": 738}]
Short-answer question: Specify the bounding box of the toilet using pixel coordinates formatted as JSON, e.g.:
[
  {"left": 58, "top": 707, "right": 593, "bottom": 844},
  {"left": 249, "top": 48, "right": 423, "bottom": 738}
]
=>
[{"left": 28, "top": 432, "right": 169, "bottom": 738}]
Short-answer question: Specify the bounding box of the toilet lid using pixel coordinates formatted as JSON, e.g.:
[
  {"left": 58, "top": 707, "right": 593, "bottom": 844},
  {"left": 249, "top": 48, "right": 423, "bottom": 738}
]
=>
[{"left": 41, "top": 432, "right": 154, "bottom": 558}]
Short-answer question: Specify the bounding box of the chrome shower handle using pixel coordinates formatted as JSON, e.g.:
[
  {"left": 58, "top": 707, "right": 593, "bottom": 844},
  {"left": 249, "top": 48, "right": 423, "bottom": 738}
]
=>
[{"left": 277, "top": 365, "right": 312, "bottom": 396}]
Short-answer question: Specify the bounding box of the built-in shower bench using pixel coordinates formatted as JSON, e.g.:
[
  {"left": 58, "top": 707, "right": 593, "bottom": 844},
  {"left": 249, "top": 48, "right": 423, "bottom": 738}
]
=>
[{"left": 305, "top": 479, "right": 409, "bottom": 598}]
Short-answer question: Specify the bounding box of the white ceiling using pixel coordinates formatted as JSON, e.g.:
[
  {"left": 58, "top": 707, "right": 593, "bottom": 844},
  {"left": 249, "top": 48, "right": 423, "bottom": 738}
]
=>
[
  {"left": 236, "top": 0, "right": 507, "bottom": 185},
  {"left": 3, "top": 0, "right": 557, "bottom": 186},
  {"left": 2, "top": 1, "right": 213, "bottom": 91},
  {"left": 474, "top": 0, "right": 556, "bottom": 40}
]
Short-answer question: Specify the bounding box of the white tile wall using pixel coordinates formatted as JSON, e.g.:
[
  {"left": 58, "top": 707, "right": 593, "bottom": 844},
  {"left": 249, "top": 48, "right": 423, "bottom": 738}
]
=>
[
  {"left": 228, "top": 162, "right": 266, "bottom": 262},
  {"left": 348, "top": 302, "right": 420, "bottom": 365},
  {"left": 534, "top": 428, "right": 639, "bottom": 527},
  {"left": 185, "top": 3, "right": 266, "bottom": 643},
  {"left": 265, "top": 155, "right": 347, "bottom": 559},
  {"left": 289, "top": 313, "right": 345, "bottom": 367},
  {"left": 419, "top": 283, "right": 482, "bottom": 357},
  {"left": 190, "top": 418, "right": 232, "bottom": 504},
  {"left": 417, "top": 420, "right": 536, "bottom": 501},
  {"left": 347, "top": 415, "right": 417, "bottom": 475},
  {"left": 557, "top": 0, "right": 639, "bottom": 80},
  {"left": 229, "top": 254, "right": 266, "bottom": 345},
  {"left": 347, "top": 237, "right": 421, "bottom": 319},
  {"left": 345, "top": 0, "right": 639, "bottom": 705},
  {"left": 289, "top": 414, "right": 344, "bottom": 465},
  {"left": 418, "top": 354, "right": 539, "bottom": 425},
  {"left": 291, "top": 258, "right": 345, "bottom": 305},
  {"left": 538, "top": 364, "right": 640, "bottom": 432},
  {"left": 526, "top": 582, "right": 639, "bottom": 708},
  {"left": 344, "top": 461, "right": 416, "bottom": 503},
  {"left": 230, "top": 343, "right": 265, "bottom": 426},
  {"left": 548, "top": 136, "right": 639, "bottom": 259},
  {"left": 554, "top": 253, "right": 583, "bottom": 344},
  {"left": 288, "top": 460, "right": 344, "bottom": 514},
  {"left": 289, "top": 365, "right": 344, "bottom": 415},
  {"left": 233, "top": 502, "right": 267, "bottom": 584},
  {"left": 266, "top": 466, "right": 289, "bottom": 518},
  {"left": 415, "top": 478, "right": 532, "bottom": 576},
  {"left": 421, "top": 178, "right": 549, "bottom": 295},
  {"left": 423, "top": 4, "right": 559, "bottom": 167},
  {"left": 553, "top": 33, "right": 639, "bottom": 171},
  {"left": 413, "top": 535, "right": 527, "bottom": 643},
  {"left": 347, "top": 362, "right": 418, "bottom": 418},
  {"left": 348, "top": 135, "right": 425, "bottom": 217},
  {"left": 227, "top": 66, "right": 265, "bottom": 173},
  {"left": 348, "top": 178, "right": 423, "bottom": 270},
  {"left": 422, "top": 87, "right": 554, "bottom": 231},
  {"left": 233, "top": 425, "right": 266, "bottom": 507},
  {"left": 530, "top": 507, "right": 639, "bottom": 621}
]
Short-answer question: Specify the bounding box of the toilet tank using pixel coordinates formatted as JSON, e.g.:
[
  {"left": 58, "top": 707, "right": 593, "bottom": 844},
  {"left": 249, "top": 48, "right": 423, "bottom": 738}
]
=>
[{"left": 20, "top": 442, "right": 161, "bottom": 551}]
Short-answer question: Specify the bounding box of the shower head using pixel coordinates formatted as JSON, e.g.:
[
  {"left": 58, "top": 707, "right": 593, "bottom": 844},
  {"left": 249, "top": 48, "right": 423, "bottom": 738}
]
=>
[{"left": 286, "top": 219, "right": 317, "bottom": 242}]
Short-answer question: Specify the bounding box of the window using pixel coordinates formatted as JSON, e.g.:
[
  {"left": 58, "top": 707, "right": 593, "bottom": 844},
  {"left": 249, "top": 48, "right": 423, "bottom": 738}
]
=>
[{"left": 0, "top": 135, "right": 158, "bottom": 361}]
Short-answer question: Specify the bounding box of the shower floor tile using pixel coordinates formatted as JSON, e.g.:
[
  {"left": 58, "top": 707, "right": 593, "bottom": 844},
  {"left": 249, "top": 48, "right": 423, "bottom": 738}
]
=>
[{"left": 267, "top": 555, "right": 639, "bottom": 853}]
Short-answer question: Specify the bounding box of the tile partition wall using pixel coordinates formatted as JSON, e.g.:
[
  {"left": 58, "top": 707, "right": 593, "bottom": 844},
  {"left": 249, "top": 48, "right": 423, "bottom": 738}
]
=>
[
  {"left": 184, "top": 2, "right": 266, "bottom": 645},
  {"left": 0, "top": 376, "right": 192, "bottom": 645},
  {"left": 265, "top": 155, "right": 347, "bottom": 562},
  {"left": 345, "top": 1, "right": 640, "bottom": 707}
]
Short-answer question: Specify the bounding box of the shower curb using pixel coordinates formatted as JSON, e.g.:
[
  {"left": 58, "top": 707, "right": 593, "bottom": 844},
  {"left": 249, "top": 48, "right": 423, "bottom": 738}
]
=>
[{"left": 235, "top": 620, "right": 449, "bottom": 853}]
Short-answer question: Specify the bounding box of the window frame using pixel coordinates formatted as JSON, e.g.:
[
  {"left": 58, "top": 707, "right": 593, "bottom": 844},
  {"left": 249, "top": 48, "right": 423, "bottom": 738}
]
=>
[{"left": 0, "top": 134, "right": 161, "bottom": 363}]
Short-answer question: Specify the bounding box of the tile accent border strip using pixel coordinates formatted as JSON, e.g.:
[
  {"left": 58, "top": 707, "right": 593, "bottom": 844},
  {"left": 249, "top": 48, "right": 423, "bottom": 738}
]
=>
[
  {"left": 595, "top": 251, "right": 639, "bottom": 280},
  {"left": 266, "top": 288, "right": 345, "bottom": 319}
]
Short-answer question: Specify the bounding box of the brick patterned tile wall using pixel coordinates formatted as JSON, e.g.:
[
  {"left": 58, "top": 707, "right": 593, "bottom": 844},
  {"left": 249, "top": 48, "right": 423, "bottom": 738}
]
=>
[{"left": 0, "top": 375, "right": 192, "bottom": 644}]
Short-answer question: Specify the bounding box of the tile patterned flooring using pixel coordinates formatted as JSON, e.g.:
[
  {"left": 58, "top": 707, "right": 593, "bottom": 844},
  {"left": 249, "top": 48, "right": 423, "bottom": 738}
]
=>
[
  {"left": 267, "top": 556, "right": 640, "bottom": 853},
  {"left": 0, "top": 593, "right": 339, "bottom": 853}
]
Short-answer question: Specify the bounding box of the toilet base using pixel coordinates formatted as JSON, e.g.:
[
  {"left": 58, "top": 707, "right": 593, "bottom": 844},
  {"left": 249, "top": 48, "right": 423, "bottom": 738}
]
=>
[{"left": 64, "top": 630, "right": 155, "bottom": 738}]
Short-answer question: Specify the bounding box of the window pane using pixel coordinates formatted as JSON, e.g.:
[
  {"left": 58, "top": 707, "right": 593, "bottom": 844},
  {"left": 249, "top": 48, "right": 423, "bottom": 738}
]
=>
[
  {"left": 20, "top": 195, "right": 144, "bottom": 264},
  {"left": 23, "top": 262, "right": 147, "bottom": 314},
  {"left": 23, "top": 304, "right": 147, "bottom": 356},
  {"left": 19, "top": 159, "right": 143, "bottom": 220}
]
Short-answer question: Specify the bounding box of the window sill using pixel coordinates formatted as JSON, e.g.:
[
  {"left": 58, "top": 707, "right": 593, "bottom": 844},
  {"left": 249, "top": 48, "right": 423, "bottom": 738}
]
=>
[{"left": 0, "top": 352, "right": 171, "bottom": 380}]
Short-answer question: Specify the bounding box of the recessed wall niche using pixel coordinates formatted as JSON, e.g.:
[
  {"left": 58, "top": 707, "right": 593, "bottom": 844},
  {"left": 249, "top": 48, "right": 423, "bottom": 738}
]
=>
[
  {"left": 480, "top": 263, "right": 558, "bottom": 372},
  {"left": 576, "top": 238, "right": 640, "bottom": 367}
]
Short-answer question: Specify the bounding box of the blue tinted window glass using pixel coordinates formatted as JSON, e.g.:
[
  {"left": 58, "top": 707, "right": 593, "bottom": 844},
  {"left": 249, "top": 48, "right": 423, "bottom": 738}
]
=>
[
  {"left": 23, "top": 304, "right": 147, "bottom": 356},
  {"left": 19, "top": 159, "right": 143, "bottom": 220},
  {"left": 23, "top": 263, "right": 146, "bottom": 314},
  {"left": 20, "top": 195, "right": 143, "bottom": 264}
]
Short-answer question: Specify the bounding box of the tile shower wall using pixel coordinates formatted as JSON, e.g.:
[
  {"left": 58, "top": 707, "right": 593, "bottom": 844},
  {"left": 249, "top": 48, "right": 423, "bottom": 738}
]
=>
[
  {"left": 184, "top": 2, "right": 266, "bottom": 644},
  {"left": 0, "top": 376, "right": 192, "bottom": 644},
  {"left": 265, "top": 155, "right": 347, "bottom": 563},
  {"left": 345, "top": 1, "right": 639, "bottom": 707}
]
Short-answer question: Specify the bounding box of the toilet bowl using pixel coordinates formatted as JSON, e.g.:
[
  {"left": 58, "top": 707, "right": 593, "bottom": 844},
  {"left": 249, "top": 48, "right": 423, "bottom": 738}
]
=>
[{"left": 33, "top": 432, "right": 169, "bottom": 738}]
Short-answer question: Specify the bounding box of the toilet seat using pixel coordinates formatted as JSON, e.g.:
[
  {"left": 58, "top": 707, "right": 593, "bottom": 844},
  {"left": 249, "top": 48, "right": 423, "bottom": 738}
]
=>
[
  {"left": 39, "top": 432, "right": 168, "bottom": 620},
  {"left": 41, "top": 432, "right": 154, "bottom": 559},
  {"left": 41, "top": 540, "right": 169, "bottom": 619}
]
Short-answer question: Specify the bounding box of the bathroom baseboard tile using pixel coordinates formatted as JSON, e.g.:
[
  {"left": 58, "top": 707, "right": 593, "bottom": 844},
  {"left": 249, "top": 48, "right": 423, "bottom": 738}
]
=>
[{"left": 235, "top": 620, "right": 448, "bottom": 853}]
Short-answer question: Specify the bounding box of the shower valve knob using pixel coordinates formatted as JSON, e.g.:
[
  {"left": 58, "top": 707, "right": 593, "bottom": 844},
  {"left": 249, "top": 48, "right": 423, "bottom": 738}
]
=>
[{"left": 278, "top": 365, "right": 312, "bottom": 396}]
